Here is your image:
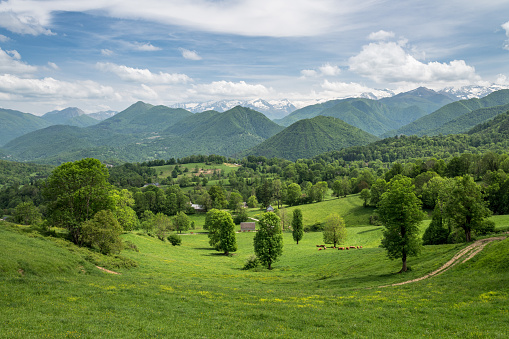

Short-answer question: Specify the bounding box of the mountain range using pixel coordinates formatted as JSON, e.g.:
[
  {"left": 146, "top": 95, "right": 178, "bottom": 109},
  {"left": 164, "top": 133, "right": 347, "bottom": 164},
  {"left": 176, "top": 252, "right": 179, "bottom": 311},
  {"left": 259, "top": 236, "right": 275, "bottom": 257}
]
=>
[{"left": 1, "top": 85, "right": 509, "bottom": 164}]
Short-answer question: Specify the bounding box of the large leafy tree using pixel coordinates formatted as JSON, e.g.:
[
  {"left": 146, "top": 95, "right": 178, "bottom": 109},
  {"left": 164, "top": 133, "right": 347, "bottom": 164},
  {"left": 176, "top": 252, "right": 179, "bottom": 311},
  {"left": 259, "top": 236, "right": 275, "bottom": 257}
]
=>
[
  {"left": 444, "top": 175, "right": 491, "bottom": 242},
  {"left": 254, "top": 212, "right": 283, "bottom": 269},
  {"left": 322, "top": 213, "right": 347, "bottom": 247},
  {"left": 378, "top": 175, "right": 425, "bottom": 273},
  {"left": 291, "top": 209, "right": 304, "bottom": 244},
  {"left": 205, "top": 209, "right": 237, "bottom": 255},
  {"left": 44, "top": 158, "right": 113, "bottom": 245}
]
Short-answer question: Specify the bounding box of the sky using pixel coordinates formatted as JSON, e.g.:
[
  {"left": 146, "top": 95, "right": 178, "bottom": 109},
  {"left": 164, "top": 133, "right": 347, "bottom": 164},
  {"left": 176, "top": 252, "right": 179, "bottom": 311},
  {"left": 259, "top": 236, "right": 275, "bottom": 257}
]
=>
[{"left": 0, "top": 0, "right": 509, "bottom": 115}]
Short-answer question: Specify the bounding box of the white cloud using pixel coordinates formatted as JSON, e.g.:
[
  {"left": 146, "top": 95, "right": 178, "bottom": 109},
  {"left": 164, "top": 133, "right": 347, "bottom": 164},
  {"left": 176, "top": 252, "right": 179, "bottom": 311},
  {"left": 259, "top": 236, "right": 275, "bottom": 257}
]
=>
[
  {"left": 349, "top": 41, "right": 481, "bottom": 85},
  {"left": 96, "top": 62, "right": 191, "bottom": 84},
  {"left": 129, "top": 42, "right": 161, "bottom": 52},
  {"left": 301, "top": 63, "right": 341, "bottom": 78},
  {"left": 300, "top": 69, "right": 318, "bottom": 77},
  {"left": 0, "top": 10, "right": 54, "bottom": 35},
  {"left": 320, "top": 80, "right": 392, "bottom": 98},
  {"left": 101, "top": 49, "right": 114, "bottom": 56},
  {"left": 189, "top": 80, "right": 271, "bottom": 98},
  {"left": 0, "top": 74, "right": 118, "bottom": 100},
  {"left": 0, "top": 34, "right": 10, "bottom": 42},
  {"left": 0, "top": 0, "right": 341, "bottom": 37},
  {"left": 179, "top": 48, "right": 202, "bottom": 61},
  {"left": 368, "top": 30, "right": 395, "bottom": 41},
  {"left": 502, "top": 21, "right": 509, "bottom": 50},
  {"left": 47, "top": 61, "right": 59, "bottom": 70},
  {"left": 0, "top": 47, "right": 37, "bottom": 74},
  {"left": 495, "top": 74, "right": 509, "bottom": 85},
  {"left": 319, "top": 63, "right": 341, "bottom": 76}
]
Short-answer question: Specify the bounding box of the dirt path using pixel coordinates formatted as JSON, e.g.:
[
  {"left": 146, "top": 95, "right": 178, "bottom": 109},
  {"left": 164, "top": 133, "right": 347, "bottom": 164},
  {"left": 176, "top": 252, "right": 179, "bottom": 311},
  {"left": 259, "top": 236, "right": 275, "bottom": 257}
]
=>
[
  {"left": 380, "top": 236, "right": 506, "bottom": 288},
  {"left": 96, "top": 266, "right": 120, "bottom": 275}
]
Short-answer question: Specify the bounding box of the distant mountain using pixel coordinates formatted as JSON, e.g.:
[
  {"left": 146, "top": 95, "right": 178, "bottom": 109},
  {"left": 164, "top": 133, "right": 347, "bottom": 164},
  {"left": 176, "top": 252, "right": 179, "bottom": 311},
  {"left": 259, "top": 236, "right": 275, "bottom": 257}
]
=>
[
  {"left": 42, "top": 107, "right": 99, "bottom": 127},
  {"left": 241, "top": 116, "right": 379, "bottom": 161},
  {"left": 92, "top": 101, "right": 193, "bottom": 134},
  {"left": 0, "top": 108, "right": 51, "bottom": 146},
  {"left": 439, "top": 84, "right": 509, "bottom": 100},
  {"left": 88, "top": 110, "right": 117, "bottom": 121},
  {"left": 4, "top": 104, "right": 285, "bottom": 164},
  {"left": 274, "top": 88, "right": 452, "bottom": 136},
  {"left": 171, "top": 98, "right": 296, "bottom": 120},
  {"left": 385, "top": 89, "right": 509, "bottom": 137}
]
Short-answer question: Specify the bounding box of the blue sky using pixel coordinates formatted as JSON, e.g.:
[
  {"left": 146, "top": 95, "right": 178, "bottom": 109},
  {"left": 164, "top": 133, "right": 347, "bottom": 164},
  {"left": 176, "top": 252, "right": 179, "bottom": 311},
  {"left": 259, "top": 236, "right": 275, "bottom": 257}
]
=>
[{"left": 0, "top": 0, "right": 508, "bottom": 115}]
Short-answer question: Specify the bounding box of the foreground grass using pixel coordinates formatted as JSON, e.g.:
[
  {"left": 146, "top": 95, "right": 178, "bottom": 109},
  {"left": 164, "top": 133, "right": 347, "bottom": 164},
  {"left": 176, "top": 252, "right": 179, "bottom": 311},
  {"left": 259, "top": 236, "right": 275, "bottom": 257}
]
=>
[{"left": 1, "top": 219, "right": 508, "bottom": 338}]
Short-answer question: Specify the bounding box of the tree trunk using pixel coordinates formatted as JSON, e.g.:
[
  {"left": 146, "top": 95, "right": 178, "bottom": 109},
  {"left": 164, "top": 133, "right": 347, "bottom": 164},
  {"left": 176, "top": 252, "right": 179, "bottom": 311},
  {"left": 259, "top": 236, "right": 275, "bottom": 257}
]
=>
[
  {"left": 465, "top": 228, "right": 471, "bottom": 242},
  {"left": 400, "top": 251, "right": 407, "bottom": 273}
]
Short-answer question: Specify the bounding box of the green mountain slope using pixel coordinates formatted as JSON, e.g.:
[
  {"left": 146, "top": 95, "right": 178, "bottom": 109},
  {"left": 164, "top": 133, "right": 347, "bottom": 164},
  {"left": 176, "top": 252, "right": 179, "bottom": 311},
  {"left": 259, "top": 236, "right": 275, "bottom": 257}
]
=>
[
  {"left": 424, "top": 103, "right": 509, "bottom": 136},
  {"left": 41, "top": 107, "right": 99, "bottom": 127},
  {"left": 0, "top": 108, "right": 51, "bottom": 146},
  {"left": 385, "top": 89, "right": 509, "bottom": 137},
  {"left": 242, "top": 116, "right": 379, "bottom": 161},
  {"left": 274, "top": 88, "right": 453, "bottom": 136},
  {"left": 93, "top": 102, "right": 192, "bottom": 133}
]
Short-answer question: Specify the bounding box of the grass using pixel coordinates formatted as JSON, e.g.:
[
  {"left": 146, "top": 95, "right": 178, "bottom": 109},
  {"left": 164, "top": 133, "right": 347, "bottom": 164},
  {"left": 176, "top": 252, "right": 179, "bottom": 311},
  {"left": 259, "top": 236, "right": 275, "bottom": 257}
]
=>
[{"left": 1, "top": 205, "right": 508, "bottom": 338}]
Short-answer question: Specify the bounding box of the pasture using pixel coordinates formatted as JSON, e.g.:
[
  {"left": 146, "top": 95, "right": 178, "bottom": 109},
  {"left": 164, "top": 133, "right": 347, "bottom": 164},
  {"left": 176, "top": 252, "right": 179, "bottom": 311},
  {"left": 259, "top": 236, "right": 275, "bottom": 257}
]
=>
[{"left": 1, "top": 213, "right": 508, "bottom": 338}]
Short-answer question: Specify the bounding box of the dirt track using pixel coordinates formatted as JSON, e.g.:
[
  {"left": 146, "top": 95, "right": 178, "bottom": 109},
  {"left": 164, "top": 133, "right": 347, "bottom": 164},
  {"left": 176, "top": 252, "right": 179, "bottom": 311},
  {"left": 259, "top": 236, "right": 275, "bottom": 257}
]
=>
[{"left": 380, "top": 236, "right": 506, "bottom": 288}]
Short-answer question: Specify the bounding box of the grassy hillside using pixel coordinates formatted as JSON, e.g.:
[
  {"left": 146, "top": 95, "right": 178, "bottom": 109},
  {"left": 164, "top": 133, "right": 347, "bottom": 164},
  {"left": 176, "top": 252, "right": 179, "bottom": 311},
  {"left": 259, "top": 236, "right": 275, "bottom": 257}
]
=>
[
  {"left": 242, "top": 116, "right": 379, "bottom": 161},
  {"left": 386, "top": 89, "right": 509, "bottom": 137},
  {"left": 0, "top": 108, "right": 51, "bottom": 146},
  {"left": 1, "top": 211, "right": 508, "bottom": 337}
]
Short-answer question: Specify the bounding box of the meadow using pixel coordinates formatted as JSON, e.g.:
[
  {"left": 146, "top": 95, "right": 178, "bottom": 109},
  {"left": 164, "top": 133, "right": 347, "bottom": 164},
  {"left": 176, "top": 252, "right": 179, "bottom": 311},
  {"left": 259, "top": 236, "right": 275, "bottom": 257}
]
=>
[{"left": 1, "top": 196, "right": 508, "bottom": 338}]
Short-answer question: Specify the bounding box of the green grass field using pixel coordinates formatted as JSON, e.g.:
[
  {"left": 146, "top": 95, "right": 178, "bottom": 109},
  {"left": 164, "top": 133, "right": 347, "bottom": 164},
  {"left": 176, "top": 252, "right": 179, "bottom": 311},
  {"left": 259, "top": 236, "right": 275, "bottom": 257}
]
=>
[{"left": 1, "top": 200, "right": 508, "bottom": 338}]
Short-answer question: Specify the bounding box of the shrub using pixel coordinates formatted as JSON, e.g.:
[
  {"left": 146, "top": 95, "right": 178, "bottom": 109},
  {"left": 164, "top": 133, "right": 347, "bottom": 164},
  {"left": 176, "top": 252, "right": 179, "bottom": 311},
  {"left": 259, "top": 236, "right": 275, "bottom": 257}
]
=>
[
  {"left": 304, "top": 222, "right": 324, "bottom": 232},
  {"left": 80, "top": 210, "right": 123, "bottom": 255},
  {"left": 233, "top": 209, "right": 249, "bottom": 224},
  {"left": 167, "top": 234, "right": 182, "bottom": 246},
  {"left": 242, "top": 255, "right": 260, "bottom": 270},
  {"left": 476, "top": 220, "right": 496, "bottom": 236}
]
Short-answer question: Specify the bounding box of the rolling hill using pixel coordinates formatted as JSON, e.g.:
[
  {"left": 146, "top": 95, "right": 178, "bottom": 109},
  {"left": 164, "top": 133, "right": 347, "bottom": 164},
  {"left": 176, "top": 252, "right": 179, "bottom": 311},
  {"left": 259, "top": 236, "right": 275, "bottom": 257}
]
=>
[
  {"left": 384, "top": 89, "right": 509, "bottom": 137},
  {"left": 241, "top": 115, "right": 379, "bottom": 161},
  {"left": 0, "top": 108, "right": 51, "bottom": 146},
  {"left": 42, "top": 107, "right": 99, "bottom": 127}
]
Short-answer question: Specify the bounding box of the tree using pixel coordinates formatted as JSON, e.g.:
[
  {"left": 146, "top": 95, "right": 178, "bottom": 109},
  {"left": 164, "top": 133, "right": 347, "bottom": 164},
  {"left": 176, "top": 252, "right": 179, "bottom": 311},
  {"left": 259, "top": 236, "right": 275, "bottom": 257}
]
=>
[
  {"left": 247, "top": 195, "right": 258, "bottom": 208},
  {"left": 173, "top": 211, "right": 190, "bottom": 234},
  {"left": 228, "top": 192, "right": 244, "bottom": 212},
  {"left": 322, "top": 213, "right": 346, "bottom": 247},
  {"left": 311, "top": 181, "right": 328, "bottom": 202},
  {"left": 254, "top": 212, "right": 283, "bottom": 269},
  {"left": 14, "top": 201, "right": 42, "bottom": 225},
  {"left": 369, "top": 178, "right": 387, "bottom": 207},
  {"left": 205, "top": 209, "right": 237, "bottom": 255},
  {"left": 444, "top": 175, "right": 491, "bottom": 242},
  {"left": 422, "top": 202, "right": 449, "bottom": 245},
  {"left": 360, "top": 188, "right": 371, "bottom": 207},
  {"left": 286, "top": 183, "right": 302, "bottom": 206},
  {"left": 332, "top": 179, "right": 342, "bottom": 198},
  {"left": 111, "top": 189, "right": 139, "bottom": 231},
  {"left": 378, "top": 175, "right": 425, "bottom": 272},
  {"left": 208, "top": 185, "right": 227, "bottom": 209},
  {"left": 44, "top": 158, "right": 113, "bottom": 245},
  {"left": 291, "top": 209, "right": 304, "bottom": 244},
  {"left": 153, "top": 213, "right": 172, "bottom": 240},
  {"left": 80, "top": 210, "right": 123, "bottom": 255}
]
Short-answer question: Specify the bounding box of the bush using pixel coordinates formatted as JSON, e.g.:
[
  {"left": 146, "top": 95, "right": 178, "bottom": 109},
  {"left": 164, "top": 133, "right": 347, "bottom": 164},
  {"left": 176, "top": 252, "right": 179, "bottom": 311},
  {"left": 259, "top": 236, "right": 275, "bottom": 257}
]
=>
[
  {"left": 304, "top": 222, "right": 324, "bottom": 232},
  {"left": 476, "top": 220, "right": 496, "bottom": 236},
  {"left": 233, "top": 209, "right": 249, "bottom": 224},
  {"left": 80, "top": 210, "right": 123, "bottom": 255},
  {"left": 167, "top": 234, "right": 182, "bottom": 246},
  {"left": 242, "top": 255, "right": 260, "bottom": 270}
]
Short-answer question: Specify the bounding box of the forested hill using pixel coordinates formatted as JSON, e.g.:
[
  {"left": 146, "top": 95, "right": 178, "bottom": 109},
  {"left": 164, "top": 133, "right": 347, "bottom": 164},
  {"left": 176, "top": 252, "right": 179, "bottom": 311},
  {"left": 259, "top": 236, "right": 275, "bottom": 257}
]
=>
[
  {"left": 92, "top": 101, "right": 193, "bottom": 133},
  {"left": 241, "top": 116, "right": 379, "bottom": 161},
  {"left": 313, "top": 111, "right": 509, "bottom": 164},
  {"left": 42, "top": 107, "right": 99, "bottom": 128},
  {"left": 274, "top": 87, "right": 452, "bottom": 136},
  {"left": 384, "top": 89, "right": 509, "bottom": 137},
  {"left": 0, "top": 108, "right": 51, "bottom": 146}
]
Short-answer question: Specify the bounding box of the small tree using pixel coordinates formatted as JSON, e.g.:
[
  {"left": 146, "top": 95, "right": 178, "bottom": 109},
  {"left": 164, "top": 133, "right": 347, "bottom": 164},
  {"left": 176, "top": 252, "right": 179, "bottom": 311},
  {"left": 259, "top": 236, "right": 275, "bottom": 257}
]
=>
[
  {"left": 444, "top": 175, "right": 491, "bottom": 242},
  {"left": 360, "top": 188, "right": 371, "bottom": 207},
  {"left": 205, "top": 209, "right": 237, "bottom": 255},
  {"left": 247, "top": 195, "right": 258, "bottom": 208},
  {"left": 422, "top": 202, "right": 449, "bottom": 245},
  {"left": 254, "top": 212, "right": 283, "bottom": 269},
  {"left": 173, "top": 211, "right": 190, "bottom": 234},
  {"left": 322, "top": 213, "right": 347, "bottom": 247},
  {"left": 14, "top": 201, "right": 42, "bottom": 225},
  {"left": 153, "top": 213, "right": 172, "bottom": 240},
  {"left": 228, "top": 192, "right": 244, "bottom": 212},
  {"left": 80, "top": 210, "right": 123, "bottom": 255},
  {"left": 378, "top": 175, "right": 425, "bottom": 273},
  {"left": 291, "top": 209, "right": 304, "bottom": 244}
]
